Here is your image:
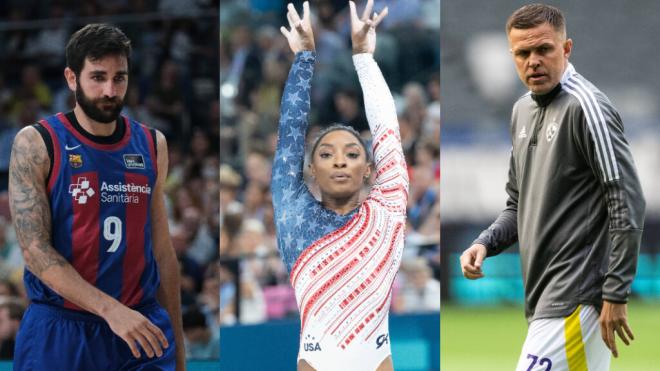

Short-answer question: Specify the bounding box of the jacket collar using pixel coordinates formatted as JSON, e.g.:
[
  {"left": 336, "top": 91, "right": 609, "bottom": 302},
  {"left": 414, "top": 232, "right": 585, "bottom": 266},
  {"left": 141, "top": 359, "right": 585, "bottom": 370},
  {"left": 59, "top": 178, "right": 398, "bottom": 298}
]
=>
[{"left": 530, "top": 63, "right": 575, "bottom": 107}]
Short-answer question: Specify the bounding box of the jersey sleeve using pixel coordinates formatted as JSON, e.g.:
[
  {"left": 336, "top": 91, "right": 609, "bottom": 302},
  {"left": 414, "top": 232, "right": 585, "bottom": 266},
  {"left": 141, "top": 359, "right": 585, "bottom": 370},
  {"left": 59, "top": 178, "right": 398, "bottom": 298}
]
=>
[
  {"left": 272, "top": 51, "right": 315, "bottom": 205},
  {"left": 473, "top": 149, "right": 519, "bottom": 256},
  {"left": 572, "top": 95, "right": 646, "bottom": 303},
  {"left": 271, "top": 51, "right": 316, "bottom": 255},
  {"left": 352, "top": 53, "right": 408, "bottom": 214}
]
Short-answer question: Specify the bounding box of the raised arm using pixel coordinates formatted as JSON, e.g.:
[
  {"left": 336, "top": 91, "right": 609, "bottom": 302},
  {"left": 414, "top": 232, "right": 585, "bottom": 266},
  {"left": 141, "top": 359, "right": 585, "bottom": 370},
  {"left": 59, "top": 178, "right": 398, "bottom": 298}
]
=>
[
  {"left": 272, "top": 2, "right": 315, "bottom": 209},
  {"left": 349, "top": 0, "right": 408, "bottom": 213},
  {"left": 9, "top": 127, "right": 167, "bottom": 360}
]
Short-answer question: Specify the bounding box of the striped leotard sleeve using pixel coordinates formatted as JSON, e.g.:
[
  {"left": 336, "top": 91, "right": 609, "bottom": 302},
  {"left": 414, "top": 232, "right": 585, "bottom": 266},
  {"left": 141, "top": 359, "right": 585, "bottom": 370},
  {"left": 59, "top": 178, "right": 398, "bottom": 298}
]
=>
[{"left": 353, "top": 53, "right": 409, "bottom": 213}]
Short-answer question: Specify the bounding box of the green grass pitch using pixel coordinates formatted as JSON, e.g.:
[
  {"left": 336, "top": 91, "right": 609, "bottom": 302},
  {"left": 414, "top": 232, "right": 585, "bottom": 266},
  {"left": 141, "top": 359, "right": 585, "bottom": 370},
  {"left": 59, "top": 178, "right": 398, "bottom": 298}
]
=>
[{"left": 441, "top": 300, "right": 660, "bottom": 371}]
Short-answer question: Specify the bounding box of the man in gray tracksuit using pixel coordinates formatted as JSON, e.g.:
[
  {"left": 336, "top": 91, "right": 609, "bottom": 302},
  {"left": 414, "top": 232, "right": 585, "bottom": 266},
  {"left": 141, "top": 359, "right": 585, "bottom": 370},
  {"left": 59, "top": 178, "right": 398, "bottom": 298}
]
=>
[{"left": 460, "top": 4, "right": 645, "bottom": 370}]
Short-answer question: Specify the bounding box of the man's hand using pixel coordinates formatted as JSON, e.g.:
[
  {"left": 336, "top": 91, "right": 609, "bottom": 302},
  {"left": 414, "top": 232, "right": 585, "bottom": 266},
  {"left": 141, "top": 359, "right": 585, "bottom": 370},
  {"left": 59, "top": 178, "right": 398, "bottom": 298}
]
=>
[
  {"left": 280, "top": 2, "right": 315, "bottom": 53},
  {"left": 349, "top": 0, "right": 388, "bottom": 54},
  {"left": 460, "top": 244, "right": 487, "bottom": 279},
  {"left": 103, "top": 304, "right": 169, "bottom": 359},
  {"left": 599, "top": 300, "right": 634, "bottom": 358}
]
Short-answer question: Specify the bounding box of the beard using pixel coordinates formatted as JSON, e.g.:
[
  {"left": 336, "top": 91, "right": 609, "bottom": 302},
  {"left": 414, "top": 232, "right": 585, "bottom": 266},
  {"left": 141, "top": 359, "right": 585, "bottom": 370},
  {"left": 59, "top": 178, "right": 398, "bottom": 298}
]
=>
[{"left": 75, "top": 80, "right": 124, "bottom": 124}]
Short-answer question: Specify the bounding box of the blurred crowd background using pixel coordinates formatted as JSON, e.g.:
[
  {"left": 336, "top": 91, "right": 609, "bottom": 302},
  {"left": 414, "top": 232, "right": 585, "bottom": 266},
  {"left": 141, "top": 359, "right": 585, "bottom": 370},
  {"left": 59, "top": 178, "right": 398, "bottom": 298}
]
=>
[
  {"left": 219, "top": 0, "right": 440, "bottom": 326},
  {"left": 441, "top": 0, "right": 660, "bottom": 305},
  {"left": 0, "top": 0, "right": 220, "bottom": 361}
]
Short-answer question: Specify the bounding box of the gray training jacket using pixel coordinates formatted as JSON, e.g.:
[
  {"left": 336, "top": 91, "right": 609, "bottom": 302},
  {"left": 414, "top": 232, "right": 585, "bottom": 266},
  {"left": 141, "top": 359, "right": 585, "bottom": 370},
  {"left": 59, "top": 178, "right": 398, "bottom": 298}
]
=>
[{"left": 474, "top": 64, "right": 646, "bottom": 322}]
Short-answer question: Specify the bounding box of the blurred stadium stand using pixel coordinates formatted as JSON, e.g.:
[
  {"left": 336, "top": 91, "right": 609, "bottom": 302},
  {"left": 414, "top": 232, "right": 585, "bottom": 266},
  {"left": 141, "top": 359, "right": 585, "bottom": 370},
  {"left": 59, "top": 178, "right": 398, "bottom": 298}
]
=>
[
  {"left": 441, "top": 0, "right": 660, "bottom": 304},
  {"left": 0, "top": 0, "right": 220, "bottom": 366}
]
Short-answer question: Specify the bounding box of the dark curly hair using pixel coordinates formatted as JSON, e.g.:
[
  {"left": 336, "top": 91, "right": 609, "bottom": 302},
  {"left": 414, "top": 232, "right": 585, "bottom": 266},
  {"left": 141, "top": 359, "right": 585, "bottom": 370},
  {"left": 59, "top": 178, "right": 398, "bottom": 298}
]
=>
[{"left": 66, "top": 23, "right": 132, "bottom": 76}]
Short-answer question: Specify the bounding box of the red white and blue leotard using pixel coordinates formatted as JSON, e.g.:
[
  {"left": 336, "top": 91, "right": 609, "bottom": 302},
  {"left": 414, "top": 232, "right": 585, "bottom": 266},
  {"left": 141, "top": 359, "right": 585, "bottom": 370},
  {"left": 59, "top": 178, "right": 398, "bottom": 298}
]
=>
[{"left": 272, "top": 51, "right": 408, "bottom": 370}]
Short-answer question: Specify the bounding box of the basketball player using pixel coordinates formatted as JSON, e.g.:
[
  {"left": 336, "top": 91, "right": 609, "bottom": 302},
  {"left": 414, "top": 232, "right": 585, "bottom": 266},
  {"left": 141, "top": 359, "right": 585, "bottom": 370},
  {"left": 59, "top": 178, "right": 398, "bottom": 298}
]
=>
[{"left": 8, "top": 24, "right": 185, "bottom": 370}]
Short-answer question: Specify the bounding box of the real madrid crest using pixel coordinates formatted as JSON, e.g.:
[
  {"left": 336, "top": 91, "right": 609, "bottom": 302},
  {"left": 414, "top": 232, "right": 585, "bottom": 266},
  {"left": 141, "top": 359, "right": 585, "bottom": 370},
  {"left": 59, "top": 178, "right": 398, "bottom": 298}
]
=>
[
  {"left": 546, "top": 122, "right": 558, "bottom": 142},
  {"left": 69, "top": 154, "right": 83, "bottom": 168}
]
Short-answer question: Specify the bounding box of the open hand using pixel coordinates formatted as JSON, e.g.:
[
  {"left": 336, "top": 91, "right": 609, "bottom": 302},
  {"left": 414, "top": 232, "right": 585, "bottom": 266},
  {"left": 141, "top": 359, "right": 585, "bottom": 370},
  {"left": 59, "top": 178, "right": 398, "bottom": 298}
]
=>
[
  {"left": 599, "top": 300, "right": 634, "bottom": 358},
  {"left": 460, "top": 243, "right": 487, "bottom": 279},
  {"left": 349, "top": 0, "right": 388, "bottom": 54},
  {"left": 103, "top": 304, "right": 169, "bottom": 359},
  {"left": 280, "top": 2, "right": 315, "bottom": 53}
]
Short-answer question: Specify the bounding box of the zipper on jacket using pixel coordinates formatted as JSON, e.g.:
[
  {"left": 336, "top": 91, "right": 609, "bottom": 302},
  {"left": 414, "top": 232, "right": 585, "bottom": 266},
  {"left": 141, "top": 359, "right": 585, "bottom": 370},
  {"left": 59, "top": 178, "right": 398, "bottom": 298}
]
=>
[{"left": 529, "top": 106, "right": 546, "bottom": 147}]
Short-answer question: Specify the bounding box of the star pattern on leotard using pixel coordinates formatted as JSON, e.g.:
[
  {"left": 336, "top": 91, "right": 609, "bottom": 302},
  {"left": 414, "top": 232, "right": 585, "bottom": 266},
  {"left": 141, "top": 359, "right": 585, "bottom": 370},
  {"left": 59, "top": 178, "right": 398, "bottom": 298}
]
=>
[
  {"left": 271, "top": 51, "right": 356, "bottom": 272},
  {"left": 278, "top": 209, "right": 288, "bottom": 225},
  {"left": 279, "top": 109, "right": 292, "bottom": 125},
  {"left": 282, "top": 186, "right": 295, "bottom": 202},
  {"left": 283, "top": 232, "right": 294, "bottom": 247},
  {"left": 296, "top": 75, "right": 311, "bottom": 90},
  {"left": 279, "top": 145, "right": 294, "bottom": 163},
  {"left": 285, "top": 91, "right": 302, "bottom": 107},
  {"left": 272, "top": 167, "right": 284, "bottom": 183},
  {"left": 293, "top": 213, "right": 305, "bottom": 228},
  {"left": 288, "top": 126, "right": 303, "bottom": 143}
]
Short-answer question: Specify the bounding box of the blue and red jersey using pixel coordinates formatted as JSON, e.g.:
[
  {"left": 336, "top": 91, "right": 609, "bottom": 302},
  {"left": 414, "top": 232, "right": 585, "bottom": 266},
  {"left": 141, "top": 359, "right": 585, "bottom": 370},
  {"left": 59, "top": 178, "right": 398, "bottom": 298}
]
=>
[{"left": 24, "top": 112, "right": 160, "bottom": 311}]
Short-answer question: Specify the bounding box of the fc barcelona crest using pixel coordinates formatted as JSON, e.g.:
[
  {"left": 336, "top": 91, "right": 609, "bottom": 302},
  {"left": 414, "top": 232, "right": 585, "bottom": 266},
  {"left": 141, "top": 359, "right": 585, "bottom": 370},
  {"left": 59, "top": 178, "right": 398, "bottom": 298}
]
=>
[{"left": 69, "top": 154, "right": 83, "bottom": 168}]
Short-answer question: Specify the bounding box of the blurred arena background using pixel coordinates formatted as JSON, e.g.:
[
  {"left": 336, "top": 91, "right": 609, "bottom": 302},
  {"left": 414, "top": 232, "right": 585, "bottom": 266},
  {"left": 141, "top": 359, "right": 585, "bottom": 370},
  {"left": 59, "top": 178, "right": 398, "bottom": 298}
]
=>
[
  {"left": 441, "top": 1, "right": 660, "bottom": 370},
  {"left": 219, "top": 0, "right": 440, "bottom": 369},
  {"left": 0, "top": 0, "right": 219, "bottom": 368}
]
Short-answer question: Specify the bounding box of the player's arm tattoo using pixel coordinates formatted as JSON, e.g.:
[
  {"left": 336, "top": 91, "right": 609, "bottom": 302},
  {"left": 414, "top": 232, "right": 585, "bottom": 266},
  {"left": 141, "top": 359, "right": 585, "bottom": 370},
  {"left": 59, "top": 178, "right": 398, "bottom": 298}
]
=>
[{"left": 8, "top": 128, "right": 68, "bottom": 275}]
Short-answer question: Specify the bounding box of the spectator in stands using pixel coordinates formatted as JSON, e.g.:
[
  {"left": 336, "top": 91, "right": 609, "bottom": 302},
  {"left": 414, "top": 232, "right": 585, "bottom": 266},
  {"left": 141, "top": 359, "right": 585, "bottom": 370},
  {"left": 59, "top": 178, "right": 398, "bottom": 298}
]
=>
[
  {"left": 146, "top": 60, "right": 185, "bottom": 137},
  {"left": 0, "top": 75, "right": 12, "bottom": 113},
  {"left": 237, "top": 272, "right": 266, "bottom": 324},
  {"left": 332, "top": 88, "right": 368, "bottom": 132},
  {"left": 218, "top": 263, "right": 237, "bottom": 325},
  {"left": 244, "top": 151, "right": 272, "bottom": 188},
  {"left": 0, "top": 299, "right": 25, "bottom": 359},
  {"left": 171, "top": 225, "right": 204, "bottom": 304},
  {"left": 0, "top": 219, "right": 22, "bottom": 281},
  {"left": 0, "top": 280, "right": 18, "bottom": 298},
  {"left": 234, "top": 218, "right": 268, "bottom": 257},
  {"left": 220, "top": 202, "right": 243, "bottom": 258},
  {"left": 251, "top": 56, "right": 287, "bottom": 131},
  {"left": 242, "top": 181, "right": 268, "bottom": 221},
  {"left": 23, "top": 5, "right": 69, "bottom": 70},
  {"left": 0, "top": 116, "right": 19, "bottom": 191},
  {"left": 180, "top": 206, "right": 216, "bottom": 266},
  {"left": 10, "top": 65, "right": 52, "bottom": 119},
  {"left": 394, "top": 258, "right": 440, "bottom": 313},
  {"left": 122, "top": 84, "right": 167, "bottom": 132},
  {"left": 401, "top": 81, "right": 428, "bottom": 134},
  {"left": 229, "top": 25, "right": 262, "bottom": 110},
  {"left": 1, "top": 9, "right": 29, "bottom": 61},
  {"left": 182, "top": 307, "right": 220, "bottom": 360},
  {"left": 409, "top": 161, "right": 438, "bottom": 229}
]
